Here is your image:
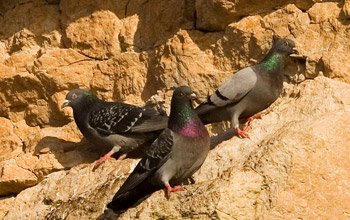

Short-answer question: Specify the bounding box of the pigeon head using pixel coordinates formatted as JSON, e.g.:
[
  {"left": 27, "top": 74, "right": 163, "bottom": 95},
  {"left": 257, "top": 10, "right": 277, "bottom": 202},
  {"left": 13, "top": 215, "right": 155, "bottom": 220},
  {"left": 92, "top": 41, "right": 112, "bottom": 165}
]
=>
[
  {"left": 259, "top": 38, "right": 297, "bottom": 71},
  {"left": 61, "top": 89, "right": 98, "bottom": 110},
  {"left": 169, "top": 86, "right": 206, "bottom": 137},
  {"left": 172, "top": 86, "right": 197, "bottom": 106},
  {"left": 272, "top": 38, "right": 297, "bottom": 56}
]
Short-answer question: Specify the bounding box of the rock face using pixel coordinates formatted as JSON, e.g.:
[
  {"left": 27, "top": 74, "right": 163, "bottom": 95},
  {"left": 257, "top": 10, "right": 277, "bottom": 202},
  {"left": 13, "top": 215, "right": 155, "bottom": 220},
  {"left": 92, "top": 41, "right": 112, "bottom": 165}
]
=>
[{"left": 1, "top": 0, "right": 350, "bottom": 219}]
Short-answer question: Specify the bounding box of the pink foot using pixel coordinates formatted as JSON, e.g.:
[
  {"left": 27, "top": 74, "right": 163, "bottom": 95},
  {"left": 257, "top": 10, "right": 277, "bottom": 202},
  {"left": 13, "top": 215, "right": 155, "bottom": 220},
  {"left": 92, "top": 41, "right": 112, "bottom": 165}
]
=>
[
  {"left": 165, "top": 184, "right": 184, "bottom": 198},
  {"left": 236, "top": 127, "right": 250, "bottom": 139},
  {"left": 94, "top": 151, "right": 114, "bottom": 169},
  {"left": 245, "top": 114, "right": 264, "bottom": 128},
  {"left": 117, "top": 153, "right": 127, "bottom": 161},
  {"left": 242, "top": 113, "right": 264, "bottom": 133}
]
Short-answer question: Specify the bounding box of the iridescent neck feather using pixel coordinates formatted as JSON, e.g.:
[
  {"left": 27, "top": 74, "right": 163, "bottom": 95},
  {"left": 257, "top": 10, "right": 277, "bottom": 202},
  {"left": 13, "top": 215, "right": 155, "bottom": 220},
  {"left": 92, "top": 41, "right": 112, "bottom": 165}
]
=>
[
  {"left": 177, "top": 118, "right": 205, "bottom": 137},
  {"left": 260, "top": 53, "right": 283, "bottom": 71},
  {"left": 170, "top": 104, "right": 206, "bottom": 137}
]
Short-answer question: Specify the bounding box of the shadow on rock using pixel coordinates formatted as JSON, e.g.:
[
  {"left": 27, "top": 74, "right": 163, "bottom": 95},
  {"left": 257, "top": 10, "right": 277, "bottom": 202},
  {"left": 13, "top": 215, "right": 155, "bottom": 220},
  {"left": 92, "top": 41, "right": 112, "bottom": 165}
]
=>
[
  {"left": 34, "top": 136, "right": 102, "bottom": 168},
  {"left": 34, "top": 136, "right": 151, "bottom": 169}
]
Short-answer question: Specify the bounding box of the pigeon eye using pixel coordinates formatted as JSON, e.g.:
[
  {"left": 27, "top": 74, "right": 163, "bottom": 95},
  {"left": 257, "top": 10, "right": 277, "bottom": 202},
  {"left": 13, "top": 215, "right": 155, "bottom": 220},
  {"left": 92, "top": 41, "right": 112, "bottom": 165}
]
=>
[
  {"left": 72, "top": 93, "right": 78, "bottom": 99},
  {"left": 179, "top": 92, "right": 184, "bottom": 96}
]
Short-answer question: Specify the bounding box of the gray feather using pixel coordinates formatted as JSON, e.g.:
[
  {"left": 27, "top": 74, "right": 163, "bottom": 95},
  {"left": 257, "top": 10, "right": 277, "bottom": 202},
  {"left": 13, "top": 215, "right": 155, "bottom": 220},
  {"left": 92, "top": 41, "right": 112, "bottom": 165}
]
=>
[{"left": 210, "top": 67, "right": 257, "bottom": 106}]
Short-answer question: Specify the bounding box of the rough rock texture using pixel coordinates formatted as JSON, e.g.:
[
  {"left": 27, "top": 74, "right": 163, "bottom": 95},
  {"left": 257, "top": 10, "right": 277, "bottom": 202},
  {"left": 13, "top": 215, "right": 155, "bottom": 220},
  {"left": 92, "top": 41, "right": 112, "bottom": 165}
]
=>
[{"left": 1, "top": 0, "right": 350, "bottom": 219}]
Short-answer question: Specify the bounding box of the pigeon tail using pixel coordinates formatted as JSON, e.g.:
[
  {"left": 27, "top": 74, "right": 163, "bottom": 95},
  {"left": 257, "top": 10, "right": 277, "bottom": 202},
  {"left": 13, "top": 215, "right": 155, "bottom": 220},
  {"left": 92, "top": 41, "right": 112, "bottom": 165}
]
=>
[
  {"left": 107, "top": 180, "right": 159, "bottom": 211},
  {"left": 210, "top": 128, "right": 237, "bottom": 149}
]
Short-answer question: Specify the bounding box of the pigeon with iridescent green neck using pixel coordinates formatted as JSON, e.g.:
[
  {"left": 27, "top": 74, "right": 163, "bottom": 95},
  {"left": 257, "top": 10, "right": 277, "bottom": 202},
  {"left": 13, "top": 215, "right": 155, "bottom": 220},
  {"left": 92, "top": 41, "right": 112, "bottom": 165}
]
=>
[
  {"left": 61, "top": 89, "right": 168, "bottom": 168},
  {"left": 196, "top": 38, "right": 297, "bottom": 138},
  {"left": 107, "top": 86, "right": 210, "bottom": 211}
]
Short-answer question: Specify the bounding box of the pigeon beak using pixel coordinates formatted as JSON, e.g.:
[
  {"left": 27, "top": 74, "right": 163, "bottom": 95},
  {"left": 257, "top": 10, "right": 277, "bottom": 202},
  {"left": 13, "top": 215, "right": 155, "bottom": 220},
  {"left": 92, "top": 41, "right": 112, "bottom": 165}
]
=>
[
  {"left": 292, "top": 47, "right": 298, "bottom": 54},
  {"left": 190, "top": 93, "right": 200, "bottom": 103},
  {"left": 61, "top": 100, "right": 70, "bottom": 109}
]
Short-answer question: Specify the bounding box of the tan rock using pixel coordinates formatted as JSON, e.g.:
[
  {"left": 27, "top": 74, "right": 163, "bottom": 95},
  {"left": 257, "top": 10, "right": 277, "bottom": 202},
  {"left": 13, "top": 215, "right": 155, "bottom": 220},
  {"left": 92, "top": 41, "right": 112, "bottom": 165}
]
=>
[
  {"left": 0, "top": 71, "right": 46, "bottom": 125},
  {"left": 92, "top": 52, "right": 149, "bottom": 103},
  {"left": 0, "top": 1, "right": 60, "bottom": 38},
  {"left": 308, "top": 2, "right": 341, "bottom": 23},
  {"left": 119, "top": 15, "right": 139, "bottom": 52},
  {"left": 0, "top": 0, "right": 61, "bottom": 71},
  {"left": 132, "top": 0, "right": 195, "bottom": 50},
  {"left": 0, "top": 120, "right": 101, "bottom": 196},
  {"left": 0, "top": 117, "right": 23, "bottom": 162},
  {"left": 3, "top": 159, "right": 138, "bottom": 220},
  {"left": 195, "top": 0, "right": 297, "bottom": 31},
  {"left": 0, "top": 196, "right": 15, "bottom": 219},
  {"left": 322, "top": 45, "right": 350, "bottom": 83},
  {"left": 31, "top": 48, "right": 94, "bottom": 97},
  {"left": 2, "top": 76, "right": 349, "bottom": 219},
  {"left": 34, "top": 154, "right": 64, "bottom": 179},
  {"left": 13, "top": 120, "right": 40, "bottom": 153},
  {"left": 0, "top": 0, "right": 350, "bottom": 219},
  {"left": 63, "top": 10, "right": 122, "bottom": 59},
  {"left": 342, "top": 0, "right": 350, "bottom": 18},
  {"left": 150, "top": 29, "right": 231, "bottom": 102},
  {"left": 117, "top": 169, "right": 264, "bottom": 220},
  {"left": 0, "top": 154, "right": 38, "bottom": 196},
  {"left": 213, "top": 2, "right": 350, "bottom": 82}
]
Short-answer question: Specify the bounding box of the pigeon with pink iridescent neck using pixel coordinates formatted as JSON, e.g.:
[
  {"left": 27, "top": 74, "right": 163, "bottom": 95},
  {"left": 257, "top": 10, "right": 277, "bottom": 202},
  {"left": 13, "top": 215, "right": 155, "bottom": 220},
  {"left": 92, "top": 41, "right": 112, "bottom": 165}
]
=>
[{"left": 107, "top": 86, "right": 210, "bottom": 211}]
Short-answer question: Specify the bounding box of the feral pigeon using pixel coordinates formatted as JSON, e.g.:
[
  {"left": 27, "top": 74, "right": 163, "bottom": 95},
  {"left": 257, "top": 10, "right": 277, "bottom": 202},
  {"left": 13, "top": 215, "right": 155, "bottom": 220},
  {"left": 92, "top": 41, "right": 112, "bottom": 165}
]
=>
[
  {"left": 61, "top": 89, "right": 168, "bottom": 167},
  {"left": 196, "top": 38, "right": 297, "bottom": 138},
  {"left": 107, "top": 86, "right": 210, "bottom": 211}
]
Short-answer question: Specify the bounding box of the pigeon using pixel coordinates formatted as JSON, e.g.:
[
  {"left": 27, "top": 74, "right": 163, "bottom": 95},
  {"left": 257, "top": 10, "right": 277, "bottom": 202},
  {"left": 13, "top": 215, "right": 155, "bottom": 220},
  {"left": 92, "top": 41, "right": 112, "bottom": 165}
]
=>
[
  {"left": 61, "top": 89, "right": 168, "bottom": 168},
  {"left": 107, "top": 86, "right": 210, "bottom": 211},
  {"left": 196, "top": 38, "right": 297, "bottom": 138}
]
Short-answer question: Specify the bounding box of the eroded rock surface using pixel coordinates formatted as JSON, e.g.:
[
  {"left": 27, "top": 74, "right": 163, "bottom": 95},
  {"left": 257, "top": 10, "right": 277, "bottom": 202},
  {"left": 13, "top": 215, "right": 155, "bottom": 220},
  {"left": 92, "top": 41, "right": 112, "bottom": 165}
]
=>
[{"left": 1, "top": 0, "right": 350, "bottom": 219}]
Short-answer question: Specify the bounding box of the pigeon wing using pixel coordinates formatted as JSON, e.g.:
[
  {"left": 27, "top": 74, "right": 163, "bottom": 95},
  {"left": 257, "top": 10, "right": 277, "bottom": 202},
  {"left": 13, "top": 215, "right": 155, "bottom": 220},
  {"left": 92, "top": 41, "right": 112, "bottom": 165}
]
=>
[
  {"left": 114, "top": 128, "right": 174, "bottom": 196},
  {"left": 197, "top": 67, "right": 257, "bottom": 113},
  {"left": 129, "top": 108, "right": 168, "bottom": 133},
  {"left": 88, "top": 102, "right": 157, "bottom": 134}
]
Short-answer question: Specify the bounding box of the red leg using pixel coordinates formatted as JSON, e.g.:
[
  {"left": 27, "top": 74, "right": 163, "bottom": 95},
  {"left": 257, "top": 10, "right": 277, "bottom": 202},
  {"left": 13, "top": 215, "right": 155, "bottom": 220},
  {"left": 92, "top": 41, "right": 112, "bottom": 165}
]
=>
[
  {"left": 244, "top": 114, "right": 264, "bottom": 130},
  {"left": 165, "top": 184, "right": 184, "bottom": 198},
  {"left": 94, "top": 151, "right": 114, "bottom": 169},
  {"left": 94, "top": 146, "right": 121, "bottom": 169},
  {"left": 246, "top": 114, "right": 264, "bottom": 126}
]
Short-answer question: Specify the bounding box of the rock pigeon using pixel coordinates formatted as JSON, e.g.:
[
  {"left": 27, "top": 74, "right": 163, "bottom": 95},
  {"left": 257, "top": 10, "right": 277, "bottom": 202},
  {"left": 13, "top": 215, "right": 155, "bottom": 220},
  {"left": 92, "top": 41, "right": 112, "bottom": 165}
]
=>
[
  {"left": 107, "top": 86, "right": 210, "bottom": 211},
  {"left": 196, "top": 38, "right": 297, "bottom": 138},
  {"left": 61, "top": 89, "right": 168, "bottom": 168}
]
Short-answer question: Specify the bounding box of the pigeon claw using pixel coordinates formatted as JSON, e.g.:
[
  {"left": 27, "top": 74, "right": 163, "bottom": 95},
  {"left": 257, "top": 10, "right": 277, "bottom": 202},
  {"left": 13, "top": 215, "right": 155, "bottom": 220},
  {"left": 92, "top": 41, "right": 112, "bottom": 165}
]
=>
[
  {"left": 117, "top": 153, "right": 127, "bottom": 161},
  {"left": 165, "top": 184, "right": 184, "bottom": 198},
  {"left": 245, "top": 114, "right": 264, "bottom": 127},
  {"left": 93, "top": 152, "right": 115, "bottom": 169},
  {"left": 236, "top": 128, "right": 250, "bottom": 139}
]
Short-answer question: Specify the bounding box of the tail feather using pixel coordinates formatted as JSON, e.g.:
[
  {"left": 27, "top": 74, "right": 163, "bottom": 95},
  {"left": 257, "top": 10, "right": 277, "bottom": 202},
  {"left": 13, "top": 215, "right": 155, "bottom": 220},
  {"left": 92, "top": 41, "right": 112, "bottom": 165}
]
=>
[
  {"left": 195, "top": 104, "right": 218, "bottom": 125},
  {"left": 195, "top": 103, "right": 216, "bottom": 115},
  {"left": 210, "top": 128, "right": 237, "bottom": 149},
  {"left": 107, "top": 181, "right": 160, "bottom": 211},
  {"left": 131, "top": 115, "right": 168, "bottom": 133}
]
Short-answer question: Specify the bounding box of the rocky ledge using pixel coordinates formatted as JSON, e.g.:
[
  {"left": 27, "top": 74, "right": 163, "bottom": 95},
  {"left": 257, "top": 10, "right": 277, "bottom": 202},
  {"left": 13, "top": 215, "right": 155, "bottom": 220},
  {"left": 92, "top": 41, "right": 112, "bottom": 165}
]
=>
[{"left": 1, "top": 0, "right": 350, "bottom": 219}]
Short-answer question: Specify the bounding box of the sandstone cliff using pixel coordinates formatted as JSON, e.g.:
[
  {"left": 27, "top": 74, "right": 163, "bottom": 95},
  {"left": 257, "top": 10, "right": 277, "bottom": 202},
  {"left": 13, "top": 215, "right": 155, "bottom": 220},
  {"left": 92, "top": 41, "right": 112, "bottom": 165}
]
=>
[{"left": 1, "top": 0, "right": 350, "bottom": 219}]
